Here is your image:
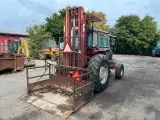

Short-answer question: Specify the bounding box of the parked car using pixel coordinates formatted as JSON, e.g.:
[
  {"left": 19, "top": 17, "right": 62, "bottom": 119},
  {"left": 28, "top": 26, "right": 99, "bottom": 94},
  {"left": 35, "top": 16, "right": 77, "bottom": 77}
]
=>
[{"left": 152, "top": 42, "right": 160, "bottom": 57}]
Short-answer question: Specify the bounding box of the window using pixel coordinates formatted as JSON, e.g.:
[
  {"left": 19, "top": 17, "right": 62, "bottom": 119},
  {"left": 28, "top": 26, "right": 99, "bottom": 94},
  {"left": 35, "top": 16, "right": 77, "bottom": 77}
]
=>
[
  {"left": 87, "top": 33, "right": 93, "bottom": 48},
  {"left": 43, "top": 40, "right": 57, "bottom": 48},
  {"left": 99, "top": 34, "right": 109, "bottom": 48}
]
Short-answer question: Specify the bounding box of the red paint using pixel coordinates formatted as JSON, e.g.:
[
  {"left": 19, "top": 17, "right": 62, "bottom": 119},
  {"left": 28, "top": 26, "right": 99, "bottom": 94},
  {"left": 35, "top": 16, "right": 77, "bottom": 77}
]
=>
[
  {"left": 78, "top": 7, "right": 81, "bottom": 67},
  {"left": 111, "top": 60, "right": 116, "bottom": 69},
  {"left": 0, "top": 35, "right": 20, "bottom": 52},
  {"left": 72, "top": 71, "right": 80, "bottom": 82},
  {"left": 64, "top": 7, "right": 87, "bottom": 68}
]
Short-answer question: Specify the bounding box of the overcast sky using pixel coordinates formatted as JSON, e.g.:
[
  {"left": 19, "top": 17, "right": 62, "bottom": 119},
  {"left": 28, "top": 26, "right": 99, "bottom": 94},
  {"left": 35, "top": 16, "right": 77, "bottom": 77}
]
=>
[{"left": 0, "top": 0, "right": 160, "bottom": 33}]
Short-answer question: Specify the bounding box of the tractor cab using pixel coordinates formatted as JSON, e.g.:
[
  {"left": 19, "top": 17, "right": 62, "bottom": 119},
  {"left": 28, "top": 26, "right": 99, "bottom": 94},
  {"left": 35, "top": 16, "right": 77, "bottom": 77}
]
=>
[
  {"left": 87, "top": 30, "right": 110, "bottom": 50},
  {"left": 87, "top": 29, "right": 116, "bottom": 59},
  {"left": 87, "top": 29, "right": 110, "bottom": 50}
]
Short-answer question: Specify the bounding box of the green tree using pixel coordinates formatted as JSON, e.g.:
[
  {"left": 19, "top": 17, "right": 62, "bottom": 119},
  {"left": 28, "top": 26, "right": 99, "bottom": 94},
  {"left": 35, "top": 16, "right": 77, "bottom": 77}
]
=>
[
  {"left": 45, "top": 6, "right": 110, "bottom": 43},
  {"left": 154, "top": 32, "right": 160, "bottom": 42},
  {"left": 109, "top": 26, "right": 117, "bottom": 36},
  {"left": 27, "top": 24, "right": 52, "bottom": 57},
  {"left": 45, "top": 6, "right": 71, "bottom": 43},
  {"left": 115, "top": 15, "right": 141, "bottom": 54},
  {"left": 87, "top": 10, "right": 109, "bottom": 31},
  {"left": 115, "top": 14, "right": 159, "bottom": 55}
]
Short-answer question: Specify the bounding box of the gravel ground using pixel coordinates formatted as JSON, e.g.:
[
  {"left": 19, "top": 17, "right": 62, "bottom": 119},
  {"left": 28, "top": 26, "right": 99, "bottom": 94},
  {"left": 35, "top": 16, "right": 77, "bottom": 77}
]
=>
[{"left": 0, "top": 55, "right": 160, "bottom": 120}]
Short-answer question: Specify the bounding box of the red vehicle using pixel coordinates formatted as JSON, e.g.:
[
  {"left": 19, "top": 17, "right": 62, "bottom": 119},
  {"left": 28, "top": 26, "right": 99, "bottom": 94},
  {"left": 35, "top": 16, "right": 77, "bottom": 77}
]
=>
[{"left": 25, "top": 6, "right": 124, "bottom": 119}]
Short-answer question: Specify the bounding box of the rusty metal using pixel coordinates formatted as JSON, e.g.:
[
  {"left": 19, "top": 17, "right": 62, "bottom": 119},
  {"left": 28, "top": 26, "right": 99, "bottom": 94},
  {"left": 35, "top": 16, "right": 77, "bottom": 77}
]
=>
[
  {"left": 0, "top": 52, "right": 24, "bottom": 72},
  {"left": 26, "top": 63, "right": 94, "bottom": 111},
  {"left": 58, "top": 36, "right": 87, "bottom": 68}
]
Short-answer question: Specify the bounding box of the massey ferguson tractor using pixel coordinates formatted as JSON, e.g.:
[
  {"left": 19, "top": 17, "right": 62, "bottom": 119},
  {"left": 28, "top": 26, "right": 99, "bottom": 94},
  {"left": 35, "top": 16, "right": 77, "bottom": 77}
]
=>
[{"left": 25, "top": 6, "right": 124, "bottom": 119}]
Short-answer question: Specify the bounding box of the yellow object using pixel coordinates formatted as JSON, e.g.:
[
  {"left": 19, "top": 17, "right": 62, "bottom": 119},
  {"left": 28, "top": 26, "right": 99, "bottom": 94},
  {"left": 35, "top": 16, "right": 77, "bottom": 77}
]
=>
[
  {"left": 41, "top": 47, "right": 60, "bottom": 57},
  {"left": 18, "top": 41, "right": 30, "bottom": 59},
  {"left": 39, "top": 40, "right": 60, "bottom": 61},
  {"left": 17, "top": 41, "right": 35, "bottom": 67}
]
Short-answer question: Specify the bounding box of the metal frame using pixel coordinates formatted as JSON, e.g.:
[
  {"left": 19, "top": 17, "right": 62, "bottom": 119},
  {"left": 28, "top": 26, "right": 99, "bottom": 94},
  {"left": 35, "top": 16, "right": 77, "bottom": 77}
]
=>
[
  {"left": 58, "top": 36, "right": 87, "bottom": 68},
  {"left": 26, "top": 63, "right": 94, "bottom": 110},
  {"left": 64, "top": 7, "right": 87, "bottom": 68}
]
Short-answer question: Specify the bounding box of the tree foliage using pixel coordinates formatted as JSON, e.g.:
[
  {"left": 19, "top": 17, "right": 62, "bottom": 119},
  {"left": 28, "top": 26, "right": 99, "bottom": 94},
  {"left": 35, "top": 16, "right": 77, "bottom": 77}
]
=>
[
  {"left": 27, "top": 24, "right": 52, "bottom": 57},
  {"left": 115, "top": 14, "right": 159, "bottom": 55},
  {"left": 87, "top": 10, "right": 109, "bottom": 31},
  {"left": 27, "top": 6, "right": 110, "bottom": 58},
  {"left": 45, "top": 7, "right": 109, "bottom": 43},
  {"left": 45, "top": 6, "right": 71, "bottom": 43}
]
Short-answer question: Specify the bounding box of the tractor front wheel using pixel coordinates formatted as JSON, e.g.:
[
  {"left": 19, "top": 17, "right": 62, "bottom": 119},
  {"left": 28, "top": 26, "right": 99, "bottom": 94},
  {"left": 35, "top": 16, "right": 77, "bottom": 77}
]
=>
[
  {"left": 88, "top": 54, "right": 110, "bottom": 92},
  {"left": 115, "top": 63, "right": 124, "bottom": 79}
]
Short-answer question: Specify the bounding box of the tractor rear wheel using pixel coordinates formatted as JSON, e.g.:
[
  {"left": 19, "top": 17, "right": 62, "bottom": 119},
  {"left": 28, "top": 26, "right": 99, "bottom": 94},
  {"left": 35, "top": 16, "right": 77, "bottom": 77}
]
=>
[{"left": 88, "top": 54, "right": 110, "bottom": 92}]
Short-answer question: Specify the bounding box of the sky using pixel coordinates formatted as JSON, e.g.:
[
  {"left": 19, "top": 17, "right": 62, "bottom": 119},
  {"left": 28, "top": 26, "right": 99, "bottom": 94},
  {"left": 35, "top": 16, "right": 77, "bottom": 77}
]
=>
[{"left": 0, "top": 0, "right": 160, "bottom": 34}]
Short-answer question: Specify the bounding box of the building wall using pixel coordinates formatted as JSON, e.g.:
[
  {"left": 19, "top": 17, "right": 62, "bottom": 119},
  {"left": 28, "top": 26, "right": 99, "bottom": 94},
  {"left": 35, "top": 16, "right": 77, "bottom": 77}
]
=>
[
  {"left": 0, "top": 35, "right": 28, "bottom": 52},
  {"left": 20, "top": 37, "right": 29, "bottom": 43}
]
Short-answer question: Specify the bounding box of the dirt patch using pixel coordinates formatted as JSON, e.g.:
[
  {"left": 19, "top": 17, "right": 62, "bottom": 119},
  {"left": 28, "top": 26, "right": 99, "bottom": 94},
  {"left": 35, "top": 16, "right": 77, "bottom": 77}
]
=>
[
  {"left": 51, "top": 87, "right": 73, "bottom": 96},
  {"left": 57, "top": 104, "right": 73, "bottom": 113}
]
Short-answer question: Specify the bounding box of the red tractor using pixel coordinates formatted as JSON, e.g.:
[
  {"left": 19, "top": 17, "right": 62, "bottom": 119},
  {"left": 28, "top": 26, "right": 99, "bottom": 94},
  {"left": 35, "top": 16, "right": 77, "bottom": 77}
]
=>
[
  {"left": 58, "top": 6, "right": 124, "bottom": 92},
  {"left": 25, "top": 6, "right": 124, "bottom": 118}
]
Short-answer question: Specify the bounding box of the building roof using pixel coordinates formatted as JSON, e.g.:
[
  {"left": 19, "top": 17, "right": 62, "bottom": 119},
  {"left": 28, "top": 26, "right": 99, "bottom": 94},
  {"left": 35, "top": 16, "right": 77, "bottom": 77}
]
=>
[{"left": 0, "top": 30, "right": 29, "bottom": 37}]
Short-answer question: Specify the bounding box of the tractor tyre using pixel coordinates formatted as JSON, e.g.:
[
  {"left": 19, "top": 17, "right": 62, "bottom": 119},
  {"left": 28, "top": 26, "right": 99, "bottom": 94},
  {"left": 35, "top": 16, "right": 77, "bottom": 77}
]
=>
[
  {"left": 88, "top": 54, "right": 110, "bottom": 92},
  {"left": 115, "top": 63, "right": 124, "bottom": 79},
  {"left": 51, "top": 54, "right": 57, "bottom": 61}
]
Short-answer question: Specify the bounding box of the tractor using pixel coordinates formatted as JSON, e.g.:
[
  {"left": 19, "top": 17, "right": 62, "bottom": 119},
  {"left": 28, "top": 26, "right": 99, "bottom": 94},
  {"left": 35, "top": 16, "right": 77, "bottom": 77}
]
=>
[
  {"left": 39, "top": 39, "right": 60, "bottom": 61},
  {"left": 25, "top": 6, "right": 124, "bottom": 119},
  {"left": 56, "top": 7, "right": 124, "bottom": 92}
]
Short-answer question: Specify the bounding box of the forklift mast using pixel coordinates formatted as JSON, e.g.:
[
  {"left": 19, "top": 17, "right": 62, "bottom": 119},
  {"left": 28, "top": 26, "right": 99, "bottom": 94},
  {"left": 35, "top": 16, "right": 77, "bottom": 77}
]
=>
[
  {"left": 63, "top": 7, "right": 87, "bottom": 67},
  {"left": 62, "top": 6, "right": 114, "bottom": 68}
]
